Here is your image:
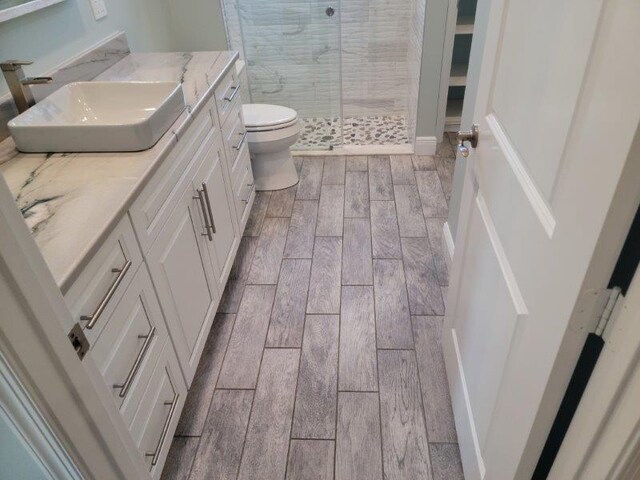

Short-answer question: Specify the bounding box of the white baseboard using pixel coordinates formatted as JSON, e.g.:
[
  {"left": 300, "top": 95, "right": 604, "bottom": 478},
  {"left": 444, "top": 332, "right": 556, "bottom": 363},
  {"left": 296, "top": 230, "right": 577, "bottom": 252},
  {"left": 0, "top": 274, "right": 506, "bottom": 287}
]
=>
[
  {"left": 414, "top": 136, "right": 437, "bottom": 155},
  {"left": 445, "top": 329, "right": 486, "bottom": 480},
  {"left": 443, "top": 221, "right": 455, "bottom": 269}
]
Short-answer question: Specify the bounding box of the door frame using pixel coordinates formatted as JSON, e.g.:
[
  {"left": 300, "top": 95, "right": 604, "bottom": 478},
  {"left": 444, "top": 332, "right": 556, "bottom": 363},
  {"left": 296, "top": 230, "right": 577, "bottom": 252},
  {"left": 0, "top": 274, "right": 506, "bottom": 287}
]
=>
[
  {"left": 443, "top": 0, "right": 640, "bottom": 476},
  {"left": 548, "top": 130, "right": 640, "bottom": 479},
  {"left": 0, "top": 174, "right": 144, "bottom": 479}
]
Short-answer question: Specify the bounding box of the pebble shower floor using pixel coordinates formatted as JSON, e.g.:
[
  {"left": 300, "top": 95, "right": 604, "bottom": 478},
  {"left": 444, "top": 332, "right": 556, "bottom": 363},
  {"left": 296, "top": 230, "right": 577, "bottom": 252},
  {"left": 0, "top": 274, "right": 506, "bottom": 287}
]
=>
[{"left": 294, "top": 115, "right": 410, "bottom": 149}]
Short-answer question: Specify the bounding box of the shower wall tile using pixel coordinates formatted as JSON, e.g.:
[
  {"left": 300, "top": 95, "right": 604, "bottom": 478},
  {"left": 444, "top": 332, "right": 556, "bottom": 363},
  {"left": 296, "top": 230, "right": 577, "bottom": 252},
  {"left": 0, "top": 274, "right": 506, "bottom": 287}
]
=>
[{"left": 222, "top": 0, "right": 425, "bottom": 143}]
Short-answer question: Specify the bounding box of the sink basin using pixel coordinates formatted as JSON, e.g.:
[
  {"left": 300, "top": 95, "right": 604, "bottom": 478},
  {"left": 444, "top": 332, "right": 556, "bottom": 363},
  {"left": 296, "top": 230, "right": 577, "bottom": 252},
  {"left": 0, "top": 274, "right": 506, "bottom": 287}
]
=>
[{"left": 8, "top": 81, "right": 186, "bottom": 153}]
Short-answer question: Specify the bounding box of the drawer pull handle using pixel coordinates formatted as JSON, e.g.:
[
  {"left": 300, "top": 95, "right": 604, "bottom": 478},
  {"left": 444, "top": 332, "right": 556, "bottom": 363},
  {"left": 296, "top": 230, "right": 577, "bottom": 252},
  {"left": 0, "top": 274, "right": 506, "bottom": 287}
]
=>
[
  {"left": 113, "top": 326, "right": 156, "bottom": 398},
  {"left": 243, "top": 183, "right": 255, "bottom": 204},
  {"left": 193, "top": 188, "right": 213, "bottom": 241},
  {"left": 233, "top": 131, "right": 248, "bottom": 150},
  {"left": 146, "top": 393, "right": 180, "bottom": 467},
  {"left": 223, "top": 84, "right": 240, "bottom": 102},
  {"left": 81, "top": 260, "right": 132, "bottom": 329},
  {"left": 201, "top": 182, "right": 217, "bottom": 236}
]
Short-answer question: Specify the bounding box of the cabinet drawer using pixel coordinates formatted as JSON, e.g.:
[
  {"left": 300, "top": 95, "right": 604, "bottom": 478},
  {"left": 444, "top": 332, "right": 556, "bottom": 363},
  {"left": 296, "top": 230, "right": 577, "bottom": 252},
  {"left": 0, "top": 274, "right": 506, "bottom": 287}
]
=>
[
  {"left": 222, "top": 96, "right": 248, "bottom": 187},
  {"left": 234, "top": 159, "right": 255, "bottom": 231},
  {"left": 130, "top": 342, "right": 185, "bottom": 478},
  {"left": 65, "top": 217, "right": 143, "bottom": 342},
  {"left": 129, "top": 110, "right": 214, "bottom": 253},
  {"left": 90, "top": 266, "right": 167, "bottom": 426},
  {"left": 232, "top": 142, "right": 252, "bottom": 197},
  {"left": 214, "top": 66, "right": 240, "bottom": 126}
]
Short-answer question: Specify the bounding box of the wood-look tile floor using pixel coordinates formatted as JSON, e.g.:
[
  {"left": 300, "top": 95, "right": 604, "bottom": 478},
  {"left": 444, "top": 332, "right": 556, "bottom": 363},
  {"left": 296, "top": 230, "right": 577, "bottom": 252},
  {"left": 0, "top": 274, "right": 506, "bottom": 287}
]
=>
[{"left": 162, "top": 136, "right": 465, "bottom": 480}]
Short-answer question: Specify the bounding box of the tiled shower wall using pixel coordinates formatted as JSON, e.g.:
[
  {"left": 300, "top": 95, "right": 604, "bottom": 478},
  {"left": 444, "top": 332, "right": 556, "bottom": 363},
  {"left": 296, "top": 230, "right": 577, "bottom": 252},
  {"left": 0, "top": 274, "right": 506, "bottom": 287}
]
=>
[
  {"left": 221, "top": 0, "right": 426, "bottom": 143},
  {"left": 223, "top": 1, "right": 341, "bottom": 120}
]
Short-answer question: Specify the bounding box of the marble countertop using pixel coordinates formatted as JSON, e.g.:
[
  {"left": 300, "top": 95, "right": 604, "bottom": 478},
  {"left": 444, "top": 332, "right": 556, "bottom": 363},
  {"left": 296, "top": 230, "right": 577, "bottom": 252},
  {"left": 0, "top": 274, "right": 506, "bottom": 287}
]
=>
[{"left": 0, "top": 50, "right": 239, "bottom": 292}]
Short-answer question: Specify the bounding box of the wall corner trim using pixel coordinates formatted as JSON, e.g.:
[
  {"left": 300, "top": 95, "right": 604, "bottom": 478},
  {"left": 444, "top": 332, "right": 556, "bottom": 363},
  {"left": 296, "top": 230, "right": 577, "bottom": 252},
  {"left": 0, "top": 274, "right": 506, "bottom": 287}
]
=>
[
  {"left": 443, "top": 221, "right": 455, "bottom": 269},
  {"left": 414, "top": 136, "right": 437, "bottom": 155}
]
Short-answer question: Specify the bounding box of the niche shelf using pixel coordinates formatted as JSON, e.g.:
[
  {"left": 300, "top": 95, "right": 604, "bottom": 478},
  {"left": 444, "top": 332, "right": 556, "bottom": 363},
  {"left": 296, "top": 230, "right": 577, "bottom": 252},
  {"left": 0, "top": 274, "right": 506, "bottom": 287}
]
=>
[
  {"left": 449, "top": 63, "right": 469, "bottom": 87},
  {"left": 443, "top": 0, "right": 478, "bottom": 132},
  {"left": 455, "top": 15, "right": 475, "bottom": 35}
]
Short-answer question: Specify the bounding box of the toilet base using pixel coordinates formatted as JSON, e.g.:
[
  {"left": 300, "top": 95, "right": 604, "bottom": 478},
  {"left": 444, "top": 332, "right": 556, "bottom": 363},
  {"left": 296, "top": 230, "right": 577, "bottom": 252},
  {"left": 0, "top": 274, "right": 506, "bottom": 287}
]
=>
[{"left": 250, "top": 149, "right": 299, "bottom": 191}]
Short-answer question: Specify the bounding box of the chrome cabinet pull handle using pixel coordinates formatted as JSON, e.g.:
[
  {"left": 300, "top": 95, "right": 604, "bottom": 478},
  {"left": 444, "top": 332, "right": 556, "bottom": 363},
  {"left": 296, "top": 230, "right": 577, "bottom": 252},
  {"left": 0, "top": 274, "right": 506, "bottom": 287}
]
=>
[
  {"left": 81, "top": 260, "right": 132, "bottom": 329},
  {"left": 193, "top": 189, "right": 213, "bottom": 241},
  {"left": 145, "top": 393, "right": 180, "bottom": 467},
  {"left": 113, "top": 327, "right": 156, "bottom": 398},
  {"left": 243, "top": 183, "right": 254, "bottom": 204},
  {"left": 201, "top": 182, "right": 217, "bottom": 235},
  {"left": 223, "top": 84, "right": 240, "bottom": 102},
  {"left": 233, "top": 130, "right": 248, "bottom": 150}
]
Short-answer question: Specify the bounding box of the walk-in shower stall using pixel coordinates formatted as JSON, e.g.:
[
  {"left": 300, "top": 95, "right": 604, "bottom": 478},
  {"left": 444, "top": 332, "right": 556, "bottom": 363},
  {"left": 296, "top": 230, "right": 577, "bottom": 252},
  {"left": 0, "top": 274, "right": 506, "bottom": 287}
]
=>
[{"left": 221, "top": 0, "right": 426, "bottom": 151}]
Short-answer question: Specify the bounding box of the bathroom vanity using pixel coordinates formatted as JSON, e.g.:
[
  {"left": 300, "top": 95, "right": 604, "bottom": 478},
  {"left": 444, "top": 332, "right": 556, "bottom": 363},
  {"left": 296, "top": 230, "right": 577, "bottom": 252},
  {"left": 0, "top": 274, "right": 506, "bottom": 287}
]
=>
[{"left": 0, "top": 50, "right": 253, "bottom": 478}]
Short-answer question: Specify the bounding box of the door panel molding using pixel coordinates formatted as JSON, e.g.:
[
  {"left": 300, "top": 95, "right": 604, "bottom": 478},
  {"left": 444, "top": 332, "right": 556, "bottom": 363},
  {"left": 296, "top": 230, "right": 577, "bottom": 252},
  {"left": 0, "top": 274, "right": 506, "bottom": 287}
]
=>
[
  {"left": 456, "top": 195, "right": 526, "bottom": 449},
  {"left": 485, "top": 114, "right": 556, "bottom": 237},
  {"left": 476, "top": 193, "right": 528, "bottom": 313},
  {"left": 448, "top": 328, "right": 486, "bottom": 480}
]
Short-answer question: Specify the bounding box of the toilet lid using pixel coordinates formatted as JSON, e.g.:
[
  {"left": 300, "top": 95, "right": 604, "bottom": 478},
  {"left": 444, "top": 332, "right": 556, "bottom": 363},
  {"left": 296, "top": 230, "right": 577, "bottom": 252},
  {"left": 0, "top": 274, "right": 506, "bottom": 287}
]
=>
[{"left": 242, "top": 104, "right": 298, "bottom": 128}]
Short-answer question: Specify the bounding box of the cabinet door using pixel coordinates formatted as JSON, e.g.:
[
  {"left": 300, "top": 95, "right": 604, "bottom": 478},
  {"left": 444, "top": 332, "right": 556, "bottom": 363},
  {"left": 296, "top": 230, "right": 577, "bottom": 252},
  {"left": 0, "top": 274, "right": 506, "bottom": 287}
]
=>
[
  {"left": 146, "top": 180, "right": 219, "bottom": 385},
  {"left": 193, "top": 143, "right": 239, "bottom": 289}
]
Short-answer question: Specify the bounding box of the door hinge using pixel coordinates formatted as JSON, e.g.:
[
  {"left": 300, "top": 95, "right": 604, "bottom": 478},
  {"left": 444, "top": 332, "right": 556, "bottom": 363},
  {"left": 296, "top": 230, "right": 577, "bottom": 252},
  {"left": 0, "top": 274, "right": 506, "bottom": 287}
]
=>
[
  {"left": 594, "top": 287, "right": 622, "bottom": 338},
  {"left": 68, "top": 323, "right": 90, "bottom": 360}
]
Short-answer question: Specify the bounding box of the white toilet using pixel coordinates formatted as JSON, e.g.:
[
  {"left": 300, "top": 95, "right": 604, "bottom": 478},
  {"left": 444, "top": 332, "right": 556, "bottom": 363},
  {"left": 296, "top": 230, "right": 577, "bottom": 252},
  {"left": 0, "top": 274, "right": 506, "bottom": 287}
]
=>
[{"left": 242, "top": 104, "right": 301, "bottom": 191}]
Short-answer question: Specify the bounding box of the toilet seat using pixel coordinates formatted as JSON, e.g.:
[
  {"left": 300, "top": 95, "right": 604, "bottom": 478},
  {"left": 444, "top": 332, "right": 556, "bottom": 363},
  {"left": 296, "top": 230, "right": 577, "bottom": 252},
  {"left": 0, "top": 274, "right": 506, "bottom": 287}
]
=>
[{"left": 243, "top": 104, "right": 298, "bottom": 132}]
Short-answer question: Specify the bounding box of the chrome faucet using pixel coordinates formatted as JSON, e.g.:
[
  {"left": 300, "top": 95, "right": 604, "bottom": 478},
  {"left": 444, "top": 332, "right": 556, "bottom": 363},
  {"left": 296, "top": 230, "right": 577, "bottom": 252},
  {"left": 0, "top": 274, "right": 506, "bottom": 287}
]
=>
[{"left": 0, "top": 60, "right": 52, "bottom": 113}]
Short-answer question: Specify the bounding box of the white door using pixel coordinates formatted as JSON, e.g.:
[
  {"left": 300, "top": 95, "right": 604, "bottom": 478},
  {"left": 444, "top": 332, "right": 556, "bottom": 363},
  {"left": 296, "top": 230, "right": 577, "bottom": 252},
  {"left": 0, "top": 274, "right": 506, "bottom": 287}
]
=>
[{"left": 443, "top": 0, "right": 640, "bottom": 478}]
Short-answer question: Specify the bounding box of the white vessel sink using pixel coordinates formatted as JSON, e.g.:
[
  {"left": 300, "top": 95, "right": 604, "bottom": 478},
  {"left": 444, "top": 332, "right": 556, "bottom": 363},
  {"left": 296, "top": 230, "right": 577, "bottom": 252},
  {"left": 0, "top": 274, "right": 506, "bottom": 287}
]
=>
[{"left": 8, "top": 81, "right": 186, "bottom": 153}]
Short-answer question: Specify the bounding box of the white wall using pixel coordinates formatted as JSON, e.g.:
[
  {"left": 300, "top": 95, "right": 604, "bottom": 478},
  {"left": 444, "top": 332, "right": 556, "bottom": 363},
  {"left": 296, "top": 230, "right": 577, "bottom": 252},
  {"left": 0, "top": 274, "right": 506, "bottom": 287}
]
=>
[
  {"left": 165, "top": 0, "right": 228, "bottom": 52},
  {"left": 0, "top": 0, "right": 174, "bottom": 96},
  {"left": 416, "top": 0, "right": 449, "bottom": 138},
  {"left": 0, "top": 411, "right": 50, "bottom": 480}
]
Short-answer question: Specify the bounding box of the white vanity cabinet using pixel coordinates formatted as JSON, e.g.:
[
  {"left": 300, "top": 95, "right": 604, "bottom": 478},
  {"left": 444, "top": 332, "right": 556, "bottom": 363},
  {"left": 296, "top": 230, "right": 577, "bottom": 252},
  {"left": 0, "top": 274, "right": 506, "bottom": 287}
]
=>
[
  {"left": 64, "top": 215, "right": 187, "bottom": 480},
  {"left": 62, "top": 58, "right": 253, "bottom": 479}
]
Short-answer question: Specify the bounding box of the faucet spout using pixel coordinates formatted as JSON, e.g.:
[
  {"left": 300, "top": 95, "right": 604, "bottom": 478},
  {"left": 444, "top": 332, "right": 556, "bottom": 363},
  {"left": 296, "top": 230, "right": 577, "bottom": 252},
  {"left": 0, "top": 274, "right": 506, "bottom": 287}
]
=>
[
  {"left": 0, "top": 60, "right": 51, "bottom": 114},
  {"left": 22, "top": 76, "right": 53, "bottom": 86}
]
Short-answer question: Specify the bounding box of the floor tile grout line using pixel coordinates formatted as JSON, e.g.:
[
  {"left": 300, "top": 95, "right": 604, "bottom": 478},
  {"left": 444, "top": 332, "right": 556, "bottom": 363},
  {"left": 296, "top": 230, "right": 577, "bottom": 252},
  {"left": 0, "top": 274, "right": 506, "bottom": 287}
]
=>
[
  {"left": 367, "top": 155, "right": 387, "bottom": 480},
  {"left": 284, "top": 158, "right": 324, "bottom": 480},
  {"left": 395, "top": 164, "right": 437, "bottom": 463},
  {"left": 410, "top": 341, "right": 438, "bottom": 467},
  {"left": 231, "top": 389, "right": 256, "bottom": 480},
  {"left": 333, "top": 161, "right": 347, "bottom": 479},
  {"left": 416, "top": 175, "right": 449, "bottom": 313},
  {"left": 183, "top": 313, "right": 241, "bottom": 479},
  {"left": 232, "top": 247, "right": 283, "bottom": 478},
  {"left": 219, "top": 236, "right": 260, "bottom": 314},
  {"left": 290, "top": 437, "right": 336, "bottom": 441},
  {"left": 181, "top": 314, "right": 239, "bottom": 474},
  {"left": 336, "top": 389, "right": 380, "bottom": 394},
  {"left": 284, "top": 216, "right": 324, "bottom": 478}
]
